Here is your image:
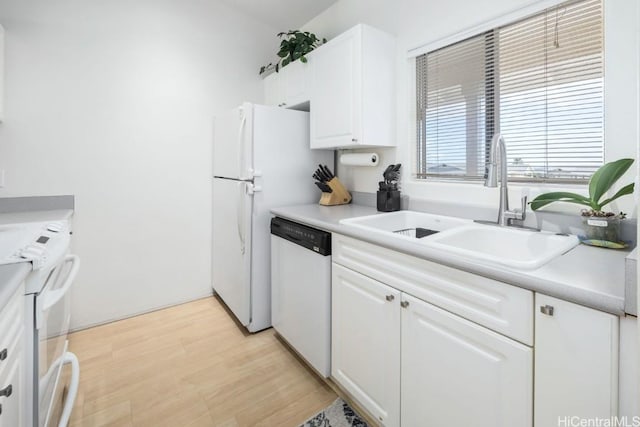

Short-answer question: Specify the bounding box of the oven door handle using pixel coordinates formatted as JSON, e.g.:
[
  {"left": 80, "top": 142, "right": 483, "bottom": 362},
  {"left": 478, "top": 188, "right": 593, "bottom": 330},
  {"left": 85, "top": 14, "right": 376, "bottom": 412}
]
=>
[
  {"left": 42, "top": 254, "right": 80, "bottom": 313},
  {"left": 57, "top": 352, "right": 80, "bottom": 427}
]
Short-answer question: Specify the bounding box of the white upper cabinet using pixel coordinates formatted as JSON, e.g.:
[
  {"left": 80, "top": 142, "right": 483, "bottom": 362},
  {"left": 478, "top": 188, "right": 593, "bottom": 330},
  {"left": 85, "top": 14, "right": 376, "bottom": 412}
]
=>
[
  {"left": 281, "top": 59, "right": 310, "bottom": 108},
  {"left": 262, "top": 24, "right": 396, "bottom": 148},
  {"left": 310, "top": 29, "right": 359, "bottom": 148},
  {"left": 263, "top": 59, "right": 311, "bottom": 109},
  {"left": 310, "top": 24, "right": 395, "bottom": 149},
  {"left": 534, "top": 294, "right": 619, "bottom": 427},
  {"left": 263, "top": 72, "right": 281, "bottom": 107}
]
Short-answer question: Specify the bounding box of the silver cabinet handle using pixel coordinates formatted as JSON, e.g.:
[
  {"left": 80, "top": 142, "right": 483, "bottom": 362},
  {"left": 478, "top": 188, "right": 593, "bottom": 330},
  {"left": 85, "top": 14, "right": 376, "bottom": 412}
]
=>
[
  {"left": 401, "top": 301, "right": 409, "bottom": 308},
  {"left": 0, "top": 384, "right": 12, "bottom": 398},
  {"left": 540, "top": 305, "right": 554, "bottom": 316},
  {"left": 0, "top": 349, "right": 6, "bottom": 361},
  {"left": 385, "top": 295, "right": 395, "bottom": 302},
  {"left": 351, "top": 138, "right": 358, "bottom": 142}
]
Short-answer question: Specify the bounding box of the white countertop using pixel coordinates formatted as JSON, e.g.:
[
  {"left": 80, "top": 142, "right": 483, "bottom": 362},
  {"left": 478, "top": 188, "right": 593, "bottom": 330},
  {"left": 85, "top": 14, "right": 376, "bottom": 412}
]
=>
[
  {"left": 0, "top": 209, "right": 73, "bottom": 226},
  {"left": 0, "top": 209, "right": 74, "bottom": 311},
  {"left": 271, "top": 204, "right": 630, "bottom": 316}
]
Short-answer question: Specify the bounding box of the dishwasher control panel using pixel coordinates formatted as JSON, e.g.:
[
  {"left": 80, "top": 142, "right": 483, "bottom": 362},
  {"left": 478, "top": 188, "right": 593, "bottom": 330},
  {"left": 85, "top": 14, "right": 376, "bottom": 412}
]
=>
[{"left": 270, "top": 217, "right": 331, "bottom": 256}]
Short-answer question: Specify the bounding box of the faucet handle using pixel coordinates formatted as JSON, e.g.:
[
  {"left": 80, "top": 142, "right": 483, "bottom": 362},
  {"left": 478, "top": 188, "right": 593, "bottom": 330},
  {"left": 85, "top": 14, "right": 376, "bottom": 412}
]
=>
[
  {"left": 504, "top": 196, "right": 527, "bottom": 223},
  {"left": 515, "top": 196, "right": 527, "bottom": 221}
]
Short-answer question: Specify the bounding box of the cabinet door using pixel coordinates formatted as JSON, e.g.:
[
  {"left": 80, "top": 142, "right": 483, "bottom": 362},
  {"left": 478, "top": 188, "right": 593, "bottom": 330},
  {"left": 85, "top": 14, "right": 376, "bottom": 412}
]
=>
[
  {"left": 331, "top": 263, "right": 400, "bottom": 427},
  {"left": 401, "top": 293, "right": 532, "bottom": 427},
  {"left": 535, "top": 294, "right": 619, "bottom": 426},
  {"left": 263, "top": 72, "right": 281, "bottom": 106},
  {"left": 311, "top": 29, "right": 361, "bottom": 149},
  {"left": 281, "top": 59, "right": 310, "bottom": 108},
  {"left": 263, "top": 60, "right": 311, "bottom": 108}
]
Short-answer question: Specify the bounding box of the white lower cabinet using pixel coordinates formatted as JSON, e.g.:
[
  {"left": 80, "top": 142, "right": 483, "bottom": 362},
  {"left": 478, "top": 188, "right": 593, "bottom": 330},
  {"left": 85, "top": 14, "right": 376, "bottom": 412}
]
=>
[
  {"left": 332, "top": 263, "right": 401, "bottom": 427},
  {"left": 0, "top": 284, "right": 25, "bottom": 427},
  {"left": 332, "top": 262, "right": 532, "bottom": 427},
  {"left": 534, "top": 294, "right": 619, "bottom": 426},
  {"left": 401, "top": 293, "right": 532, "bottom": 427},
  {"left": 0, "top": 354, "right": 22, "bottom": 427},
  {"left": 331, "top": 234, "right": 622, "bottom": 427}
]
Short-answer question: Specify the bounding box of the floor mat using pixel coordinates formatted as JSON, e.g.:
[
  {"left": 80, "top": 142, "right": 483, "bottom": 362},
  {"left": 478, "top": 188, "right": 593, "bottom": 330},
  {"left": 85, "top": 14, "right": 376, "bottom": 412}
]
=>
[{"left": 300, "top": 398, "right": 368, "bottom": 427}]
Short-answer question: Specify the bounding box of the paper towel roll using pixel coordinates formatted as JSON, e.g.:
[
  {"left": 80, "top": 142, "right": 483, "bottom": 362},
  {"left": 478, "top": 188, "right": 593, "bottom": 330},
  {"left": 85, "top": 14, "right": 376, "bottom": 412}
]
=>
[{"left": 340, "top": 152, "right": 379, "bottom": 166}]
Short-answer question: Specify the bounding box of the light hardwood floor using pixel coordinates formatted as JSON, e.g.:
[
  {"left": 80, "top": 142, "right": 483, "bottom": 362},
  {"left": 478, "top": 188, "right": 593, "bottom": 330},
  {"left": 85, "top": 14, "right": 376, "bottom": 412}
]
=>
[{"left": 67, "top": 297, "right": 337, "bottom": 427}]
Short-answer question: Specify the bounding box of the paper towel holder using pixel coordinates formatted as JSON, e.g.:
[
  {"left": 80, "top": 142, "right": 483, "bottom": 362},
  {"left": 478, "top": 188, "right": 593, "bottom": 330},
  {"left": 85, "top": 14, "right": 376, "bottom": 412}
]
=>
[{"left": 340, "top": 152, "right": 379, "bottom": 167}]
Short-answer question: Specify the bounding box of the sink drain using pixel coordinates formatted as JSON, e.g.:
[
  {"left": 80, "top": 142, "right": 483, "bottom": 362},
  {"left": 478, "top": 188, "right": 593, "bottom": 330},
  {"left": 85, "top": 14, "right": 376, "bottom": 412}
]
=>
[{"left": 393, "top": 228, "right": 439, "bottom": 238}]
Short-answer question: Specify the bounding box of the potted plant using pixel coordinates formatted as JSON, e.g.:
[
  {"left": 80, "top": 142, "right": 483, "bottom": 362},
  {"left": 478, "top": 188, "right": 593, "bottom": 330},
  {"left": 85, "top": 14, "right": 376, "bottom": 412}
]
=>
[
  {"left": 530, "top": 158, "right": 635, "bottom": 244},
  {"left": 260, "top": 30, "right": 327, "bottom": 75}
]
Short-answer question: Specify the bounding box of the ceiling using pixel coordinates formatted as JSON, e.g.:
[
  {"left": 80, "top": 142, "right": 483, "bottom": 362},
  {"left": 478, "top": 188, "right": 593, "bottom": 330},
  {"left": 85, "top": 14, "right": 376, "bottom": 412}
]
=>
[{"left": 219, "top": 0, "right": 339, "bottom": 30}]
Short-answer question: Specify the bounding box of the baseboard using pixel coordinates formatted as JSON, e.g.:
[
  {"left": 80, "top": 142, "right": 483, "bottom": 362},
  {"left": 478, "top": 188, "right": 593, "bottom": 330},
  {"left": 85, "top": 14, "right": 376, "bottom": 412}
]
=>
[{"left": 68, "top": 290, "right": 214, "bottom": 333}]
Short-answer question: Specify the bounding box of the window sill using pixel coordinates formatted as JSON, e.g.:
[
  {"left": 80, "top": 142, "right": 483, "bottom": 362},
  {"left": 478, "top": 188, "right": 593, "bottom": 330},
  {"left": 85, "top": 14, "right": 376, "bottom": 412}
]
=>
[
  {"left": 409, "top": 177, "right": 588, "bottom": 190},
  {"left": 402, "top": 178, "right": 635, "bottom": 216}
]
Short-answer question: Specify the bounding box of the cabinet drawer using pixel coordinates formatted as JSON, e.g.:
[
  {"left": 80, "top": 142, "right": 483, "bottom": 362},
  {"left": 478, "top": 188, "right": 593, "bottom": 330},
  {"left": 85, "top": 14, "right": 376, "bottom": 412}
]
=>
[
  {"left": 0, "top": 284, "right": 25, "bottom": 364},
  {"left": 0, "top": 321, "right": 22, "bottom": 379},
  {"left": 0, "top": 341, "right": 23, "bottom": 427},
  {"left": 333, "top": 234, "right": 533, "bottom": 345}
]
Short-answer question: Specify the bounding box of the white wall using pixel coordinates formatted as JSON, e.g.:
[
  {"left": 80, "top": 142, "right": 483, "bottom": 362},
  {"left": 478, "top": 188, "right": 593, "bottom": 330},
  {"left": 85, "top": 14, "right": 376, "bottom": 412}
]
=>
[
  {"left": 0, "top": 0, "right": 277, "bottom": 329},
  {"left": 303, "top": 0, "right": 640, "bottom": 215}
]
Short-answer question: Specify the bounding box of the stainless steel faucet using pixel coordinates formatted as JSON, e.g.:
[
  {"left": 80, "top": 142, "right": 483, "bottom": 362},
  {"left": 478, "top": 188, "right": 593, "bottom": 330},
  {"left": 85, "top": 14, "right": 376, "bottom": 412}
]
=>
[{"left": 484, "top": 133, "right": 527, "bottom": 226}]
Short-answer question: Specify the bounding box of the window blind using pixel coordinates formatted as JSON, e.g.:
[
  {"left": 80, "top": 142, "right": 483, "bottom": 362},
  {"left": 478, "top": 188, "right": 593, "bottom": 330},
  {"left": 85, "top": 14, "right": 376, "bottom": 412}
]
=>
[{"left": 416, "top": 0, "right": 603, "bottom": 182}]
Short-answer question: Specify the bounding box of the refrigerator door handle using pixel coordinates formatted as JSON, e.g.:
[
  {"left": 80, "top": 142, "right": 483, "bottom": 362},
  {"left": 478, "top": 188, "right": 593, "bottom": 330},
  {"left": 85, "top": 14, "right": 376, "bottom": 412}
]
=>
[
  {"left": 236, "top": 181, "right": 246, "bottom": 254},
  {"left": 247, "top": 183, "right": 261, "bottom": 194},
  {"left": 237, "top": 109, "right": 248, "bottom": 180}
]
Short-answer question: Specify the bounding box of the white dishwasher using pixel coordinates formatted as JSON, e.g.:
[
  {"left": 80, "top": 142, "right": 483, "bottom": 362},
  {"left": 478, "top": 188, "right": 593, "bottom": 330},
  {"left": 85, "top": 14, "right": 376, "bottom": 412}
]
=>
[{"left": 270, "top": 217, "right": 332, "bottom": 377}]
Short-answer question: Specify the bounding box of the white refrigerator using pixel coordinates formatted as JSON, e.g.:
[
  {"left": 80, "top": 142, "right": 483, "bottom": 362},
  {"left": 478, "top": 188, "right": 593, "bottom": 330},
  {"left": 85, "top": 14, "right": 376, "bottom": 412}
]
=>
[{"left": 212, "top": 102, "right": 333, "bottom": 332}]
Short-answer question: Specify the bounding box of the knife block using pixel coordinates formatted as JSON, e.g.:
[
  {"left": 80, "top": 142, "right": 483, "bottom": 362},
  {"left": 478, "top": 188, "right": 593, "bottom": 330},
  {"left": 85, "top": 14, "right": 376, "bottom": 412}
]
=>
[{"left": 319, "top": 178, "right": 352, "bottom": 206}]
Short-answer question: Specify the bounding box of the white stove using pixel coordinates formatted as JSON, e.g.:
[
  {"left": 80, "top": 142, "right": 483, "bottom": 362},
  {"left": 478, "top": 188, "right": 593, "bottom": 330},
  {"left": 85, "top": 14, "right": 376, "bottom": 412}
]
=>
[
  {"left": 0, "top": 221, "right": 69, "bottom": 272},
  {"left": 1, "top": 219, "right": 80, "bottom": 427}
]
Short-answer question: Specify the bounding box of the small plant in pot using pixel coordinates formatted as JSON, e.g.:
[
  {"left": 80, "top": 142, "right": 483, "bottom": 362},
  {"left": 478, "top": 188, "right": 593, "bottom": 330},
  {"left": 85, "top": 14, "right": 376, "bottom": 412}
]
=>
[
  {"left": 529, "top": 158, "right": 635, "bottom": 245},
  {"left": 259, "top": 30, "right": 327, "bottom": 75}
]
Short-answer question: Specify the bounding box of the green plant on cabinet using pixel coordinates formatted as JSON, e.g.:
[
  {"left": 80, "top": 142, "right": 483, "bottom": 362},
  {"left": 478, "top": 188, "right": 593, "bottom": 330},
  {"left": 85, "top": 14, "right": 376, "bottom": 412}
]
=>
[{"left": 260, "top": 30, "right": 327, "bottom": 75}]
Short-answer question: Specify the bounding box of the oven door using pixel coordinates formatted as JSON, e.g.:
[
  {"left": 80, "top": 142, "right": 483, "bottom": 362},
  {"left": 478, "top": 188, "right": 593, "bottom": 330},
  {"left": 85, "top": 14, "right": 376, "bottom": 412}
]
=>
[{"left": 35, "top": 254, "right": 80, "bottom": 427}]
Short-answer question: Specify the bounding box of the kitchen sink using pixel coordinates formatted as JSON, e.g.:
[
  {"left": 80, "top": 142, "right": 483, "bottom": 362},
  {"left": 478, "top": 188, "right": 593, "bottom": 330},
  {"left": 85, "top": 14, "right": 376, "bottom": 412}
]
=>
[
  {"left": 339, "top": 211, "right": 472, "bottom": 239},
  {"left": 339, "top": 211, "right": 579, "bottom": 270},
  {"left": 426, "top": 224, "right": 579, "bottom": 270}
]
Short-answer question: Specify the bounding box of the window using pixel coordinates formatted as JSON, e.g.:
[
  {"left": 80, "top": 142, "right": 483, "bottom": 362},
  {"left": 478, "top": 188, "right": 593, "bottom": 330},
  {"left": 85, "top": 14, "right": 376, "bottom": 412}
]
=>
[{"left": 416, "top": 0, "right": 603, "bottom": 183}]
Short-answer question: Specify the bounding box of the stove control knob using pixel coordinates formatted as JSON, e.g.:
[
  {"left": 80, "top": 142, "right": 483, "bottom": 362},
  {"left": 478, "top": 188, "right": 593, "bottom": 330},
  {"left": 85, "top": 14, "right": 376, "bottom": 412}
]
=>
[{"left": 46, "top": 222, "right": 63, "bottom": 233}]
